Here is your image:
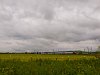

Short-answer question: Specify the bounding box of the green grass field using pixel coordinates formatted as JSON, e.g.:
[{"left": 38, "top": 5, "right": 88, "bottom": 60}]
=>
[
  {"left": 0, "top": 54, "right": 99, "bottom": 75},
  {"left": 0, "top": 54, "right": 97, "bottom": 61}
]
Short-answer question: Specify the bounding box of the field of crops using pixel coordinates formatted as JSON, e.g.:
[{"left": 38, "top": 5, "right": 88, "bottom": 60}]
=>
[
  {"left": 0, "top": 54, "right": 97, "bottom": 61},
  {"left": 0, "top": 54, "right": 100, "bottom": 75}
]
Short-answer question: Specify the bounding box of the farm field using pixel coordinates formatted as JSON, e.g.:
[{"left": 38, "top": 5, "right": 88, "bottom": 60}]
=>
[
  {"left": 0, "top": 54, "right": 99, "bottom": 75},
  {"left": 0, "top": 54, "right": 97, "bottom": 61}
]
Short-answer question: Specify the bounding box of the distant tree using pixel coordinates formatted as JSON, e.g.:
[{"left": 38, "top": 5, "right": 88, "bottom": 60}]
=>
[
  {"left": 78, "top": 50, "right": 83, "bottom": 54},
  {"left": 75, "top": 50, "right": 83, "bottom": 54}
]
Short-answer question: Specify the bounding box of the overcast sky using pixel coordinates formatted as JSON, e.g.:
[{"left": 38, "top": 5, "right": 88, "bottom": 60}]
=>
[{"left": 0, "top": 0, "right": 100, "bottom": 52}]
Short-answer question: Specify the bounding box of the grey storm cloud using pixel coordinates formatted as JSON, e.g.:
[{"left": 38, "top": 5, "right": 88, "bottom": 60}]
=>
[{"left": 0, "top": 0, "right": 100, "bottom": 52}]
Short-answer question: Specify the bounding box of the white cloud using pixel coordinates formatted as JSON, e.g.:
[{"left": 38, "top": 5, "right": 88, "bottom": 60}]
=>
[{"left": 0, "top": 0, "right": 100, "bottom": 52}]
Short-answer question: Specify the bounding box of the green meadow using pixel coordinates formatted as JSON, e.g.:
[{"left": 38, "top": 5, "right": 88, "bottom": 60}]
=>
[
  {"left": 0, "top": 54, "right": 97, "bottom": 61},
  {"left": 0, "top": 54, "right": 99, "bottom": 75}
]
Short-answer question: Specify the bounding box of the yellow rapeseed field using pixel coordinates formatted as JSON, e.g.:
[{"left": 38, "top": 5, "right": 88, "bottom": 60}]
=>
[{"left": 0, "top": 54, "right": 96, "bottom": 61}]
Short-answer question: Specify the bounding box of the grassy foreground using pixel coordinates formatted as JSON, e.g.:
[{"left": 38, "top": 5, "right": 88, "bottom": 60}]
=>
[{"left": 0, "top": 54, "right": 99, "bottom": 75}]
